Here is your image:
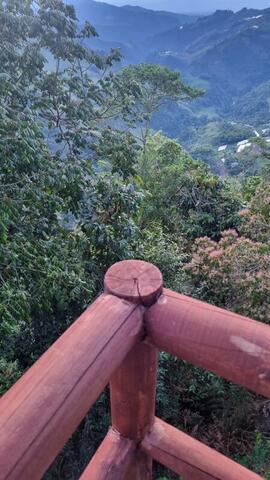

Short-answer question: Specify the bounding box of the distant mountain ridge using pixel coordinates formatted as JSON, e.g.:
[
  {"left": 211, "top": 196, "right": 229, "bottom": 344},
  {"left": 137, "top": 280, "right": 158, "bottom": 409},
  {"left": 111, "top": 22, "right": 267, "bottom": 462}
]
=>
[
  {"left": 74, "top": 1, "right": 270, "bottom": 173},
  {"left": 78, "top": 2, "right": 270, "bottom": 99},
  {"left": 146, "top": 8, "right": 270, "bottom": 104},
  {"left": 145, "top": 6, "right": 270, "bottom": 175},
  {"left": 146, "top": 9, "right": 270, "bottom": 64},
  {"left": 76, "top": 0, "right": 198, "bottom": 43},
  {"left": 85, "top": 0, "right": 270, "bottom": 13}
]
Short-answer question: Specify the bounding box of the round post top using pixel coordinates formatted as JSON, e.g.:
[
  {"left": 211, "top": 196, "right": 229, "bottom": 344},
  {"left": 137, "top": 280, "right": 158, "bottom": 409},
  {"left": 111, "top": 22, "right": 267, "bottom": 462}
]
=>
[{"left": 104, "top": 260, "right": 163, "bottom": 306}]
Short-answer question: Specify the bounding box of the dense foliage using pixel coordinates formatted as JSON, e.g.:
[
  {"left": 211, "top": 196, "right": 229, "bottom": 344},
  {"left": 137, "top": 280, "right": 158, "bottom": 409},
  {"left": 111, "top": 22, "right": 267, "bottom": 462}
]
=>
[
  {"left": 186, "top": 230, "right": 269, "bottom": 322},
  {"left": 0, "top": 1, "right": 269, "bottom": 479},
  {"left": 138, "top": 134, "right": 241, "bottom": 241}
]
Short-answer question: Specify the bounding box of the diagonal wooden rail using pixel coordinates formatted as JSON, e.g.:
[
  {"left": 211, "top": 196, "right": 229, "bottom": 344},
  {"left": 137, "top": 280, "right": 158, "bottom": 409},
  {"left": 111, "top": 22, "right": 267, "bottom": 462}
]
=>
[{"left": 0, "top": 260, "right": 269, "bottom": 480}]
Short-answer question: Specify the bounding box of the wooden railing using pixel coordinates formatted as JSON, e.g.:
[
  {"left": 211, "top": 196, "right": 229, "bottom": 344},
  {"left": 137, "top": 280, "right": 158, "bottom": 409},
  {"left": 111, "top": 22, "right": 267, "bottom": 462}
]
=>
[{"left": 0, "top": 259, "right": 270, "bottom": 480}]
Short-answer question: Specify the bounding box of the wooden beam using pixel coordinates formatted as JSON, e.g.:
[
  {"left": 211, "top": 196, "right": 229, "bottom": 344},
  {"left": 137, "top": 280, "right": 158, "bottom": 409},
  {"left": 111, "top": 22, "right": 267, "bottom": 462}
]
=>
[
  {"left": 142, "top": 417, "right": 263, "bottom": 480},
  {"left": 80, "top": 428, "right": 136, "bottom": 480},
  {"left": 145, "top": 289, "right": 270, "bottom": 398},
  {"left": 0, "top": 294, "right": 144, "bottom": 480},
  {"left": 107, "top": 260, "right": 163, "bottom": 480}
]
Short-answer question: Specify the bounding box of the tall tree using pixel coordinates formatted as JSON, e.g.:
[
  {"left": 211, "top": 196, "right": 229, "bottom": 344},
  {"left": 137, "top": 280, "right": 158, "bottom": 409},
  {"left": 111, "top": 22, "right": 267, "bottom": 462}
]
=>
[
  {"left": 120, "top": 63, "right": 202, "bottom": 150},
  {"left": 138, "top": 134, "right": 241, "bottom": 240},
  {"left": 0, "top": 0, "right": 143, "bottom": 380}
]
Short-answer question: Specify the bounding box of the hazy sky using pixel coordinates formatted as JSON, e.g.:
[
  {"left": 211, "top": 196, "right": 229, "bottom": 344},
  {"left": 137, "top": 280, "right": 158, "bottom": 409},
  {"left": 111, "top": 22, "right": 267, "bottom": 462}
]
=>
[{"left": 94, "top": 0, "right": 270, "bottom": 13}]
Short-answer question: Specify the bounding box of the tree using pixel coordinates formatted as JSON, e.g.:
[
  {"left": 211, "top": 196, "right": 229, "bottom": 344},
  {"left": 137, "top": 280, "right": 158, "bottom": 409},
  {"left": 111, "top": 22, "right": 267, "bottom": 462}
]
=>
[
  {"left": 185, "top": 230, "right": 270, "bottom": 322},
  {"left": 0, "top": 4, "right": 145, "bottom": 476},
  {"left": 2, "top": 2, "right": 269, "bottom": 479},
  {"left": 120, "top": 64, "right": 202, "bottom": 150},
  {"left": 92, "top": 128, "right": 140, "bottom": 179},
  {"left": 240, "top": 179, "right": 270, "bottom": 242},
  {"left": 0, "top": 0, "right": 143, "bottom": 380},
  {"left": 139, "top": 134, "right": 241, "bottom": 241}
]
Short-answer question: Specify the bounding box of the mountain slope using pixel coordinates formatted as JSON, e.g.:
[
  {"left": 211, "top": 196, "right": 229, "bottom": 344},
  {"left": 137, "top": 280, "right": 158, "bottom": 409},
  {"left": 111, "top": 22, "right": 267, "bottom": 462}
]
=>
[
  {"left": 233, "top": 80, "right": 270, "bottom": 124},
  {"left": 144, "top": 8, "right": 270, "bottom": 108},
  {"left": 75, "top": 0, "right": 198, "bottom": 43},
  {"left": 145, "top": 8, "right": 270, "bottom": 55},
  {"left": 191, "top": 21, "right": 270, "bottom": 94},
  {"left": 74, "top": 2, "right": 270, "bottom": 174},
  {"left": 144, "top": 10, "right": 234, "bottom": 52}
]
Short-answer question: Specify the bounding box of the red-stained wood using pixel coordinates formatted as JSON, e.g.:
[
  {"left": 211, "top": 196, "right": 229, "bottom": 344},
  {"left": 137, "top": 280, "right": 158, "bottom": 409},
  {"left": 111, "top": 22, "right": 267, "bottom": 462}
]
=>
[
  {"left": 142, "top": 417, "right": 263, "bottom": 480},
  {"left": 104, "top": 259, "right": 163, "bottom": 306},
  {"left": 107, "top": 261, "right": 162, "bottom": 480},
  {"left": 110, "top": 342, "right": 158, "bottom": 479},
  {"left": 0, "top": 294, "right": 144, "bottom": 480},
  {"left": 110, "top": 342, "right": 158, "bottom": 439},
  {"left": 80, "top": 428, "right": 136, "bottom": 480},
  {"left": 145, "top": 289, "right": 270, "bottom": 398}
]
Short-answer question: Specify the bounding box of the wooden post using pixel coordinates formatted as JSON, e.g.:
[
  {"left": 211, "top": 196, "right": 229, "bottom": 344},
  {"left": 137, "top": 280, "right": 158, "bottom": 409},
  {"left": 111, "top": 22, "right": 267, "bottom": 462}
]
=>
[{"left": 105, "top": 260, "right": 163, "bottom": 480}]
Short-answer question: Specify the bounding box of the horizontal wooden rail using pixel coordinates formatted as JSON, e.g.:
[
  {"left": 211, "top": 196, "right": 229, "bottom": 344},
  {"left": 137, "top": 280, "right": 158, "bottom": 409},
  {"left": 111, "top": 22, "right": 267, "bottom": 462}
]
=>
[
  {"left": 141, "top": 417, "right": 263, "bottom": 480},
  {"left": 0, "top": 294, "right": 144, "bottom": 480},
  {"left": 80, "top": 428, "right": 136, "bottom": 480},
  {"left": 1, "top": 260, "right": 269, "bottom": 480},
  {"left": 145, "top": 289, "right": 270, "bottom": 398}
]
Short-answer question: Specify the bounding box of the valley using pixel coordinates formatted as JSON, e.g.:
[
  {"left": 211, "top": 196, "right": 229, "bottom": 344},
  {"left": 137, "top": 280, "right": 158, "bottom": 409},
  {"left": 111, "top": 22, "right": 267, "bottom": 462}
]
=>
[{"left": 79, "top": 1, "right": 270, "bottom": 176}]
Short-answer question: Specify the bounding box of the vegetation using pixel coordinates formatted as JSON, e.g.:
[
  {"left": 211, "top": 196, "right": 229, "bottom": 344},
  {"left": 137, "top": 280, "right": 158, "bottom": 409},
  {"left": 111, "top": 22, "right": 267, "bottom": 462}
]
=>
[
  {"left": 120, "top": 64, "right": 202, "bottom": 149},
  {"left": 138, "top": 134, "right": 241, "bottom": 241},
  {"left": 0, "top": 1, "right": 269, "bottom": 479}
]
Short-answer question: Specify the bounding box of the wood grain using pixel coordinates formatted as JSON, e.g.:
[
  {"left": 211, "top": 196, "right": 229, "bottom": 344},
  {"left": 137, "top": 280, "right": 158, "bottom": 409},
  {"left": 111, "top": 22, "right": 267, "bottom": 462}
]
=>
[
  {"left": 0, "top": 294, "right": 144, "bottom": 480},
  {"left": 110, "top": 342, "right": 158, "bottom": 479},
  {"left": 104, "top": 259, "right": 163, "bottom": 306},
  {"left": 80, "top": 428, "right": 136, "bottom": 480},
  {"left": 145, "top": 289, "right": 270, "bottom": 397},
  {"left": 142, "top": 417, "right": 263, "bottom": 480}
]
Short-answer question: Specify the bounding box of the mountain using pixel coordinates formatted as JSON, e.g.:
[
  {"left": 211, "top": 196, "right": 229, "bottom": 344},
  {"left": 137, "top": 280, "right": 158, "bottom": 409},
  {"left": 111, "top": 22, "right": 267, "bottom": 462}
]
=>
[
  {"left": 75, "top": 2, "right": 270, "bottom": 175},
  {"left": 145, "top": 8, "right": 270, "bottom": 94},
  {"left": 143, "top": 7, "right": 270, "bottom": 170},
  {"left": 77, "top": 4, "right": 270, "bottom": 105},
  {"left": 95, "top": 1, "right": 270, "bottom": 12},
  {"left": 232, "top": 80, "right": 270, "bottom": 124},
  {"left": 75, "top": 0, "right": 198, "bottom": 44}
]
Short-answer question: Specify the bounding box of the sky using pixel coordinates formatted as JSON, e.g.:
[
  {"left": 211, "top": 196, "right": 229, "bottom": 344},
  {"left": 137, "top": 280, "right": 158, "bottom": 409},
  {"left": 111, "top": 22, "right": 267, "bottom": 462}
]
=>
[{"left": 94, "top": 0, "right": 270, "bottom": 13}]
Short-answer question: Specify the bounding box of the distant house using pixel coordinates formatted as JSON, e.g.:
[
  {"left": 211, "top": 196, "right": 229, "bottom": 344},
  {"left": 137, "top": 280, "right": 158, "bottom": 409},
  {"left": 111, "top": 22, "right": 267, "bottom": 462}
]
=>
[
  {"left": 237, "top": 139, "right": 249, "bottom": 146},
  {"left": 244, "top": 14, "right": 263, "bottom": 20},
  {"left": 218, "top": 145, "right": 227, "bottom": 152},
  {"left": 236, "top": 139, "right": 253, "bottom": 153}
]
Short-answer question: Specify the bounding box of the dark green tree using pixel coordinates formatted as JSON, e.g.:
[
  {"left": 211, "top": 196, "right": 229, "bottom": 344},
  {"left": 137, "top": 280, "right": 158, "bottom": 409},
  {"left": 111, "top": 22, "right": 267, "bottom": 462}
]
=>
[
  {"left": 0, "top": 0, "right": 142, "bottom": 381},
  {"left": 120, "top": 63, "right": 202, "bottom": 150},
  {"left": 92, "top": 128, "right": 140, "bottom": 179},
  {"left": 139, "top": 134, "right": 241, "bottom": 241}
]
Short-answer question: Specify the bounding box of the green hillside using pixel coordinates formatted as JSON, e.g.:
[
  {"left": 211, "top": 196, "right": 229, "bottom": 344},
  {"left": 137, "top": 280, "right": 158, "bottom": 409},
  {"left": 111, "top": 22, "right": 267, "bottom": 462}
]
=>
[{"left": 76, "top": 4, "right": 270, "bottom": 172}]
